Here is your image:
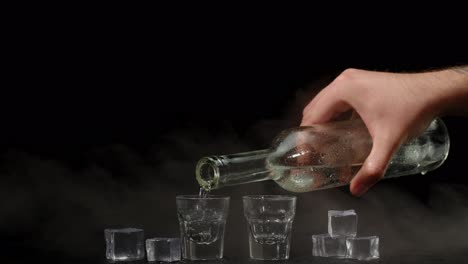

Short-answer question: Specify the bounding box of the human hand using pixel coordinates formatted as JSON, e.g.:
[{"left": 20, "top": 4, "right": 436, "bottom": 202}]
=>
[{"left": 301, "top": 68, "right": 461, "bottom": 196}]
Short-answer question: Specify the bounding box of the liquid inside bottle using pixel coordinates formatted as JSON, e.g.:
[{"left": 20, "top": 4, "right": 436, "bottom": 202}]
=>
[{"left": 196, "top": 118, "right": 450, "bottom": 193}]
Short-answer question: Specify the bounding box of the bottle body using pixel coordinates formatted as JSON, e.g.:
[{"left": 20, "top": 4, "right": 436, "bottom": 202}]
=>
[{"left": 196, "top": 118, "right": 450, "bottom": 193}]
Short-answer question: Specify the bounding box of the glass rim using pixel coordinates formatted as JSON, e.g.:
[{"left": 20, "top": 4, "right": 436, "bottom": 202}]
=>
[
  {"left": 242, "top": 195, "right": 296, "bottom": 201},
  {"left": 176, "top": 195, "right": 230, "bottom": 200}
]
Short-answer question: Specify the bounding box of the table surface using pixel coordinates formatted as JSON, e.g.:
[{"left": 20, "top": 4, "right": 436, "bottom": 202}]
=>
[
  {"left": 93, "top": 253, "right": 468, "bottom": 264},
  {"left": 16, "top": 250, "right": 462, "bottom": 264}
]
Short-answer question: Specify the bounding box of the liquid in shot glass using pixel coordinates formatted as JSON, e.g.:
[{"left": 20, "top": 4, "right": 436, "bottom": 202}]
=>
[{"left": 176, "top": 195, "right": 230, "bottom": 260}]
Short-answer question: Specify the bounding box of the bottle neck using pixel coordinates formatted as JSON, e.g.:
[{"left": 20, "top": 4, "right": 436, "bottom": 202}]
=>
[{"left": 196, "top": 149, "right": 273, "bottom": 191}]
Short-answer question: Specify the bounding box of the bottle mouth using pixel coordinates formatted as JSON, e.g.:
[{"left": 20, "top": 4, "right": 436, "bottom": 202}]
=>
[{"left": 196, "top": 156, "right": 222, "bottom": 191}]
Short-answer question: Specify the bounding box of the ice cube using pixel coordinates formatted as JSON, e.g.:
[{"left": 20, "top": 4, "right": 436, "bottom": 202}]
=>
[
  {"left": 146, "top": 238, "right": 181, "bottom": 262},
  {"left": 104, "top": 228, "right": 145, "bottom": 261},
  {"left": 328, "top": 210, "right": 357, "bottom": 237},
  {"left": 312, "top": 234, "right": 347, "bottom": 258},
  {"left": 346, "top": 236, "right": 379, "bottom": 260}
]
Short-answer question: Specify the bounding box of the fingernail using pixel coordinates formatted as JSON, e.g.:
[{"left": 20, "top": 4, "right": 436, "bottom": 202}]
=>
[{"left": 352, "top": 183, "right": 368, "bottom": 197}]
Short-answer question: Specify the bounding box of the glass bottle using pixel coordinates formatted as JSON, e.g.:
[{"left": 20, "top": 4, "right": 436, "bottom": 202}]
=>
[{"left": 196, "top": 118, "right": 450, "bottom": 193}]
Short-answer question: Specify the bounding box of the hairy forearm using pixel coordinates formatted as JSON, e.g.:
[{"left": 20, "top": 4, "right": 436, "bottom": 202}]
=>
[
  {"left": 437, "top": 65, "right": 468, "bottom": 116},
  {"left": 451, "top": 65, "right": 468, "bottom": 75}
]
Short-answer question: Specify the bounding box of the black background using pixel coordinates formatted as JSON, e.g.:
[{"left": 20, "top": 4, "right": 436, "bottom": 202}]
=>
[{"left": 2, "top": 9, "right": 468, "bottom": 263}]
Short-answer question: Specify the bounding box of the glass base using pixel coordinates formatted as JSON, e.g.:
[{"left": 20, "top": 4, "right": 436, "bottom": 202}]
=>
[{"left": 248, "top": 233, "right": 290, "bottom": 260}]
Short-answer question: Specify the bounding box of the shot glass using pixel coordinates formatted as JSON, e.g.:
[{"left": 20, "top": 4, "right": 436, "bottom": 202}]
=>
[
  {"left": 176, "top": 195, "right": 230, "bottom": 260},
  {"left": 243, "top": 195, "right": 297, "bottom": 260}
]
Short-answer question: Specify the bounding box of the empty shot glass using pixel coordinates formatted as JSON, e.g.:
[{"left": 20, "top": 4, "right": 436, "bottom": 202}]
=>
[
  {"left": 243, "top": 195, "right": 297, "bottom": 260},
  {"left": 176, "top": 195, "right": 230, "bottom": 260},
  {"left": 104, "top": 228, "right": 145, "bottom": 262}
]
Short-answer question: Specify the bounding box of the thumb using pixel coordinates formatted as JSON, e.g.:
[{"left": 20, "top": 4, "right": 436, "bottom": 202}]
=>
[{"left": 350, "top": 133, "right": 402, "bottom": 197}]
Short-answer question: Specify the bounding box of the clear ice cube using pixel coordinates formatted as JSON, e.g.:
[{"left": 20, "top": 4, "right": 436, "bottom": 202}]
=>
[
  {"left": 104, "top": 228, "right": 145, "bottom": 261},
  {"left": 146, "top": 238, "right": 181, "bottom": 262},
  {"left": 346, "top": 236, "right": 379, "bottom": 260},
  {"left": 328, "top": 209, "right": 357, "bottom": 237},
  {"left": 312, "top": 234, "right": 347, "bottom": 258}
]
